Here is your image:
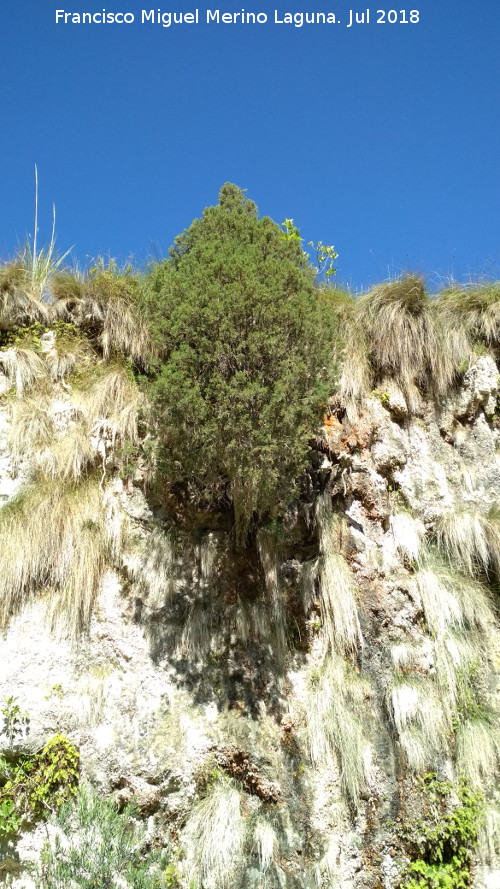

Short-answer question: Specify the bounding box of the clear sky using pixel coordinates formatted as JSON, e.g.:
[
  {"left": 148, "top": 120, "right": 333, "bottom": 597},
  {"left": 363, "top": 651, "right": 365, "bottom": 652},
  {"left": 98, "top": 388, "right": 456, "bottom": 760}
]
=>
[{"left": 0, "top": 0, "right": 498, "bottom": 291}]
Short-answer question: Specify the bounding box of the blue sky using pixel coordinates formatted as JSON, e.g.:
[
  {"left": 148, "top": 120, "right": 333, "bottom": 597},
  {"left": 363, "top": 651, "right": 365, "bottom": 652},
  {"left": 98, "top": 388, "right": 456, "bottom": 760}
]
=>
[{"left": 0, "top": 0, "right": 498, "bottom": 291}]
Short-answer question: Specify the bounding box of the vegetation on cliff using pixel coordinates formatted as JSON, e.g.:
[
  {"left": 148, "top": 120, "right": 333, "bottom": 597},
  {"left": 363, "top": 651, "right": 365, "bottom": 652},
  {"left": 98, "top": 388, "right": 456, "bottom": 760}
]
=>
[
  {"left": 139, "top": 183, "right": 340, "bottom": 546},
  {"left": 2, "top": 183, "right": 500, "bottom": 887}
]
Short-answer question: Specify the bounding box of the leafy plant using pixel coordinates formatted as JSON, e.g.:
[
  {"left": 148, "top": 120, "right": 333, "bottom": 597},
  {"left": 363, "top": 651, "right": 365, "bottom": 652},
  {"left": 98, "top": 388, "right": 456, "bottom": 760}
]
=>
[
  {"left": 307, "top": 239, "right": 338, "bottom": 278},
  {"left": 28, "top": 734, "right": 80, "bottom": 815},
  {"left": 0, "top": 797, "right": 21, "bottom": 837},
  {"left": 280, "top": 218, "right": 338, "bottom": 277},
  {"left": 1, "top": 695, "right": 29, "bottom": 747},
  {"left": 0, "top": 733, "right": 79, "bottom": 833}
]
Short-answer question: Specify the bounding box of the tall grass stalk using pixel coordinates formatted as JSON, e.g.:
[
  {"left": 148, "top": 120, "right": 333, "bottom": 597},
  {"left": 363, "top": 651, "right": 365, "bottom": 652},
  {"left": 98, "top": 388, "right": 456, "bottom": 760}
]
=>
[{"left": 23, "top": 165, "right": 72, "bottom": 301}]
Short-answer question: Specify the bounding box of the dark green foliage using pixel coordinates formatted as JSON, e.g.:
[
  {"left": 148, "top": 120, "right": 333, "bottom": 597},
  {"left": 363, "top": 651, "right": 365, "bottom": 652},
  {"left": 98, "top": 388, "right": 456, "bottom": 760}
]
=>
[
  {"left": 140, "top": 184, "right": 339, "bottom": 545},
  {"left": 30, "top": 784, "right": 171, "bottom": 888},
  {"left": 400, "top": 775, "right": 483, "bottom": 889}
]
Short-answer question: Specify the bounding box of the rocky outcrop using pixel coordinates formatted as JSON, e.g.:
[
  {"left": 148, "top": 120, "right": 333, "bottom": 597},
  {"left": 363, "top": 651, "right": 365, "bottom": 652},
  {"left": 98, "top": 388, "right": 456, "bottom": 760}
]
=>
[{"left": 1, "top": 355, "right": 500, "bottom": 888}]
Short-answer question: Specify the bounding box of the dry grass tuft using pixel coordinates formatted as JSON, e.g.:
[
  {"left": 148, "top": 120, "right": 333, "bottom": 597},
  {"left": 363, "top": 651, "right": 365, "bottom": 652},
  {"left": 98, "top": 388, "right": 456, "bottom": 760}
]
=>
[
  {"left": 46, "top": 421, "right": 97, "bottom": 481},
  {"left": 75, "top": 262, "right": 154, "bottom": 364},
  {"left": 125, "top": 526, "right": 176, "bottom": 608},
  {"left": 7, "top": 393, "right": 57, "bottom": 469},
  {"left": 389, "top": 674, "right": 448, "bottom": 770},
  {"left": 183, "top": 777, "right": 246, "bottom": 888},
  {"left": 438, "top": 283, "right": 500, "bottom": 347},
  {"left": 100, "top": 295, "right": 153, "bottom": 365},
  {"left": 416, "top": 555, "right": 493, "bottom": 638},
  {"left": 315, "top": 495, "right": 363, "bottom": 654},
  {"left": 253, "top": 815, "right": 277, "bottom": 874},
  {"left": 306, "top": 654, "right": 369, "bottom": 805},
  {"left": 256, "top": 528, "right": 287, "bottom": 656},
  {"left": 479, "top": 805, "right": 500, "bottom": 867},
  {"left": 0, "top": 262, "right": 50, "bottom": 329},
  {"left": 179, "top": 598, "right": 222, "bottom": 659},
  {"left": 0, "top": 476, "right": 116, "bottom": 637},
  {"left": 327, "top": 291, "right": 373, "bottom": 419},
  {"left": 49, "top": 262, "right": 153, "bottom": 364},
  {"left": 456, "top": 715, "right": 500, "bottom": 788},
  {"left": 390, "top": 512, "right": 424, "bottom": 563},
  {"left": 44, "top": 327, "right": 94, "bottom": 381},
  {"left": 358, "top": 275, "right": 464, "bottom": 404},
  {"left": 436, "top": 507, "right": 500, "bottom": 579},
  {"left": 49, "top": 272, "right": 86, "bottom": 319},
  {"left": 74, "top": 362, "right": 140, "bottom": 448},
  {"left": 0, "top": 344, "right": 49, "bottom": 395}
]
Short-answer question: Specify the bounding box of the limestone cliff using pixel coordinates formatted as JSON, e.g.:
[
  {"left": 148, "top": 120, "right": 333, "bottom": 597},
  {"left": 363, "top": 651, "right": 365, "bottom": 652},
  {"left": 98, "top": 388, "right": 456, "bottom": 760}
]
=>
[{"left": 1, "top": 332, "right": 500, "bottom": 888}]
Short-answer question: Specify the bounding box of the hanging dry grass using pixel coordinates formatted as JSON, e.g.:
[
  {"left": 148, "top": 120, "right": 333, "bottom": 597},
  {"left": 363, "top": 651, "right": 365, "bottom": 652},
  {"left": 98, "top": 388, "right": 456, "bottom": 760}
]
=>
[
  {"left": 256, "top": 528, "right": 287, "bottom": 656},
  {"left": 183, "top": 777, "right": 246, "bottom": 889},
  {"left": 389, "top": 673, "right": 448, "bottom": 771},
  {"left": 7, "top": 393, "right": 57, "bottom": 469},
  {"left": 49, "top": 272, "right": 86, "bottom": 319},
  {"left": 46, "top": 421, "right": 98, "bottom": 481},
  {"left": 456, "top": 715, "right": 500, "bottom": 788},
  {"left": 390, "top": 512, "right": 424, "bottom": 563},
  {"left": 49, "top": 262, "right": 153, "bottom": 365},
  {"left": 81, "top": 262, "right": 154, "bottom": 364},
  {"left": 100, "top": 295, "right": 153, "bottom": 364},
  {"left": 44, "top": 326, "right": 94, "bottom": 381},
  {"left": 74, "top": 362, "right": 140, "bottom": 448},
  {"left": 322, "top": 289, "right": 373, "bottom": 419},
  {"left": 436, "top": 507, "right": 500, "bottom": 579},
  {"left": 125, "top": 526, "right": 176, "bottom": 608},
  {"left": 0, "top": 344, "right": 49, "bottom": 395},
  {"left": 0, "top": 476, "right": 116, "bottom": 637},
  {"left": 315, "top": 495, "right": 363, "bottom": 654},
  {"left": 416, "top": 555, "right": 493, "bottom": 638},
  {"left": 339, "top": 324, "right": 373, "bottom": 421},
  {"left": 178, "top": 598, "right": 223, "bottom": 659},
  {"left": 306, "top": 654, "right": 369, "bottom": 806}
]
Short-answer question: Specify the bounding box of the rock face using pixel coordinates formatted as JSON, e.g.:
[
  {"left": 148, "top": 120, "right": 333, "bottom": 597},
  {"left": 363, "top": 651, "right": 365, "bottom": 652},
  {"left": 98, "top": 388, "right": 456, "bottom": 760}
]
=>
[{"left": 1, "top": 356, "right": 500, "bottom": 888}]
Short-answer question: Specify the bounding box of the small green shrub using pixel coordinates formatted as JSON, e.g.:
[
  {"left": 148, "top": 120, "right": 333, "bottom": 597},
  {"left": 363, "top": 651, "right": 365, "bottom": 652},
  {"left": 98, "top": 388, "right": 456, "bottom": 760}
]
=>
[
  {"left": 371, "top": 387, "right": 391, "bottom": 406},
  {"left": 29, "top": 783, "right": 171, "bottom": 888},
  {"left": 1, "top": 695, "right": 29, "bottom": 747},
  {"left": 28, "top": 734, "right": 80, "bottom": 815},
  {"left": 0, "top": 733, "right": 79, "bottom": 834},
  {"left": 400, "top": 774, "right": 484, "bottom": 889}
]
